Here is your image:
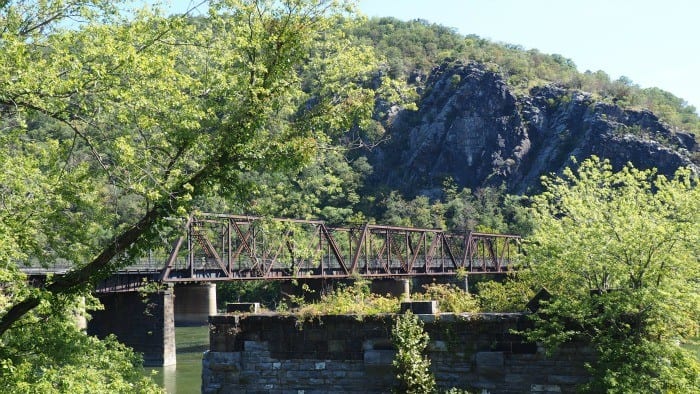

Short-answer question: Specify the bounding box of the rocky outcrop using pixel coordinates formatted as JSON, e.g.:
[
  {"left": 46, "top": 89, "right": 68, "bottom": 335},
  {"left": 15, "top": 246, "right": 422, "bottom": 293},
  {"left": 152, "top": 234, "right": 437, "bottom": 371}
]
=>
[{"left": 370, "top": 61, "right": 698, "bottom": 196}]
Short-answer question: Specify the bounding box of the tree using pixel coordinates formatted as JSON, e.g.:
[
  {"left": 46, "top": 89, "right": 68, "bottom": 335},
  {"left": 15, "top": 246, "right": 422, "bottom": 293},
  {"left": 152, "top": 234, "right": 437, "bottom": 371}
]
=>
[
  {"left": 1, "top": 0, "right": 389, "bottom": 389},
  {"left": 0, "top": 0, "right": 382, "bottom": 330},
  {"left": 0, "top": 296, "right": 162, "bottom": 393},
  {"left": 521, "top": 157, "right": 700, "bottom": 393}
]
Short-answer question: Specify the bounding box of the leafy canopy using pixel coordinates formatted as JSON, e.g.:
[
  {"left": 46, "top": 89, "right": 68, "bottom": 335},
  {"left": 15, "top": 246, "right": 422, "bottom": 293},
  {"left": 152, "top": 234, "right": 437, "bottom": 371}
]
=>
[
  {"left": 1, "top": 0, "right": 392, "bottom": 390},
  {"left": 521, "top": 157, "right": 700, "bottom": 393}
]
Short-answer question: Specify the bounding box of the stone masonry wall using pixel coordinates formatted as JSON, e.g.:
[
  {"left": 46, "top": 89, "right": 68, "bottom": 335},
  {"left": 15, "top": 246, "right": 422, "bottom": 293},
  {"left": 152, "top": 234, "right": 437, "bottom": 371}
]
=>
[{"left": 203, "top": 313, "right": 593, "bottom": 393}]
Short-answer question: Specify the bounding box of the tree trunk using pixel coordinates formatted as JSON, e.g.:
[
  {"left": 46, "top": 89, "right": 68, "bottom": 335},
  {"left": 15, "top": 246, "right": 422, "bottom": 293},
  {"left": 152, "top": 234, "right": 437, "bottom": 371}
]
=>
[{"left": 0, "top": 205, "right": 161, "bottom": 336}]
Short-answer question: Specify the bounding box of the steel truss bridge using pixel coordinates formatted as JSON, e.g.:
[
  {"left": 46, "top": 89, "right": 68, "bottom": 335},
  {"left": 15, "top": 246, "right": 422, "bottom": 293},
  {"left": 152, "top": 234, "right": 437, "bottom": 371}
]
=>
[{"left": 159, "top": 213, "right": 521, "bottom": 282}]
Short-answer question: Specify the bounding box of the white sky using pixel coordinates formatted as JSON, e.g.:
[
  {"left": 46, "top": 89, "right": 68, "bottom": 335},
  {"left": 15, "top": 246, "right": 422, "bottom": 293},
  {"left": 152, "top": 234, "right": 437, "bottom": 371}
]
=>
[{"left": 358, "top": 0, "right": 700, "bottom": 111}]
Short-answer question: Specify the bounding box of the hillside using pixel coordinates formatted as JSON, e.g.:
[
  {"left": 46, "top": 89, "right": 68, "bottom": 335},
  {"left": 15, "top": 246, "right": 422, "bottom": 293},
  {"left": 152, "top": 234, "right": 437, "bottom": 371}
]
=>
[
  {"left": 349, "top": 18, "right": 699, "bottom": 196},
  {"left": 368, "top": 61, "right": 698, "bottom": 196}
]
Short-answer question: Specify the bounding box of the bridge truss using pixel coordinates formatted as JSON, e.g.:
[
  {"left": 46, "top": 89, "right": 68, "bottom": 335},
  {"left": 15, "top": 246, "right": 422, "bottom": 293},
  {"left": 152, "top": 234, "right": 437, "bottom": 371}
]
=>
[{"left": 160, "top": 214, "right": 521, "bottom": 282}]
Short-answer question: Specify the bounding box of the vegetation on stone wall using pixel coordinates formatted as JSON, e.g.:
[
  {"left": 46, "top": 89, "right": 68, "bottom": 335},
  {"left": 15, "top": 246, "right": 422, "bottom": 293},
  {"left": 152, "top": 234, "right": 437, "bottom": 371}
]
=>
[
  {"left": 289, "top": 280, "right": 400, "bottom": 319},
  {"left": 474, "top": 279, "right": 532, "bottom": 313},
  {"left": 274, "top": 280, "right": 490, "bottom": 317},
  {"left": 412, "top": 283, "right": 479, "bottom": 314},
  {"left": 392, "top": 311, "right": 436, "bottom": 394}
]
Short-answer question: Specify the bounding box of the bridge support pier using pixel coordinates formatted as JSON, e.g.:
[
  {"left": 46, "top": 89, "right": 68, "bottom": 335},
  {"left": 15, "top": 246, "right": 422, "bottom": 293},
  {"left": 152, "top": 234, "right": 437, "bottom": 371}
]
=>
[
  {"left": 174, "top": 283, "right": 217, "bottom": 326},
  {"left": 88, "top": 287, "right": 176, "bottom": 366},
  {"left": 370, "top": 278, "right": 411, "bottom": 300}
]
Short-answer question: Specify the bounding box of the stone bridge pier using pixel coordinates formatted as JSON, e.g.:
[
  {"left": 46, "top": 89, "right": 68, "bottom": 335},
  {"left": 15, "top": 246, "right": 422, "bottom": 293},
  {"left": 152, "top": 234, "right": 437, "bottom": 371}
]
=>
[{"left": 87, "top": 282, "right": 217, "bottom": 366}]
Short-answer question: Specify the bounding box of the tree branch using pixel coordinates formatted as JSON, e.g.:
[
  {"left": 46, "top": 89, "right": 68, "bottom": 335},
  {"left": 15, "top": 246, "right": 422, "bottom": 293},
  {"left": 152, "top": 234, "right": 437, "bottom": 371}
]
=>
[{"left": 0, "top": 165, "right": 210, "bottom": 336}]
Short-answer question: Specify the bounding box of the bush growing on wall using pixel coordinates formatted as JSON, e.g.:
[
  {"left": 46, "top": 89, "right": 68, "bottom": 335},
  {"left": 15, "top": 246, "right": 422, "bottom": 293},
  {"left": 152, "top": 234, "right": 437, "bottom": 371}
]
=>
[{"left": 392, "top": 311, "right": 436, "bottom": 394}]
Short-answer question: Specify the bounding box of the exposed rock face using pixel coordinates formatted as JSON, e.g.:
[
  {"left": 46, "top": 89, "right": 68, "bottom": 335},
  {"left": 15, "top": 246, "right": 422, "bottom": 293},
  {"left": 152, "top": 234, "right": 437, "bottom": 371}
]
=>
[{"left": 370, "top": 61, "right": 698, "bottom": 196}]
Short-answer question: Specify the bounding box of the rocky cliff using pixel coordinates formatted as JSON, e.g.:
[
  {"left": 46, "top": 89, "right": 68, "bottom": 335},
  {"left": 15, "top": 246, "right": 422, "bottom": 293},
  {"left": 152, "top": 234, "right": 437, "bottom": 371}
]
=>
[{"left": 369, "top": 62, "right": 698, "bottom": 196}]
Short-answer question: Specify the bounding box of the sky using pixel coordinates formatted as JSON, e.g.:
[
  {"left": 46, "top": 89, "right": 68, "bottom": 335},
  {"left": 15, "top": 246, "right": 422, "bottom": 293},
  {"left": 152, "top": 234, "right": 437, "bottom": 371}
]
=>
[{"left": 358, "top": 0, "right": 700, "bottom": 111}]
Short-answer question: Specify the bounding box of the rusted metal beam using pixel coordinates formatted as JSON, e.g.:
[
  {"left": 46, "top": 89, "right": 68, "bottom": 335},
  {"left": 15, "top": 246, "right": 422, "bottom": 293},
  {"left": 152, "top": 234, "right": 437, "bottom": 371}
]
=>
[{"left": 161, "top": 213, "right": 521, "bottom": 282}]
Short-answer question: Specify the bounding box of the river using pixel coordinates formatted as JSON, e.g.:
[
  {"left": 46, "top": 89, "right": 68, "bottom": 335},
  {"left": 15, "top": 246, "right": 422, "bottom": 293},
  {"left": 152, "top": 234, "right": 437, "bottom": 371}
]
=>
[{"left": 146, "top": 326, "right": 209, "bottom": 393}]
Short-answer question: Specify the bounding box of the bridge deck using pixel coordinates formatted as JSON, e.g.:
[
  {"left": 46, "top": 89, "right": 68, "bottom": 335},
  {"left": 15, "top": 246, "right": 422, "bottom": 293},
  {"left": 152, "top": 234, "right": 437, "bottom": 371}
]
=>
[{"left": 22, "top": 213, "right": 521, "bottom": 285}]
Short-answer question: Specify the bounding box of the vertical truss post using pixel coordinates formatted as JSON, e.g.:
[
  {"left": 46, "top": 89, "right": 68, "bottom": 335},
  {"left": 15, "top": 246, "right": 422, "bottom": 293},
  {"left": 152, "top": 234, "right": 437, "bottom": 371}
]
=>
[{"left": 160, "top": 213, "right": 520, "bottom": 282}]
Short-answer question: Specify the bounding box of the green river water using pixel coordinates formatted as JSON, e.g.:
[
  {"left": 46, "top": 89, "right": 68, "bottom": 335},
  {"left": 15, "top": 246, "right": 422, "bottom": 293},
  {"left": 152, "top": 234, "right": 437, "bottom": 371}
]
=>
[{"left": 146, "top": 326, "right": 210, "bottom": 394}]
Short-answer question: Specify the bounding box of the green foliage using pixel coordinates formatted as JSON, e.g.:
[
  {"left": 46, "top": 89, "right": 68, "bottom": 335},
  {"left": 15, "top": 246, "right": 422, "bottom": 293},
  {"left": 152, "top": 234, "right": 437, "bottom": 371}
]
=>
[
  {"left": 348, "top": 17, "right": 700, "bottom": 138},
  {"left": 293, "top": 279, "right": 399, "bottom": 318},
  {"left": 0, "top": 294, "right": 161, "bottom": 393},
  {"left": 240, "top": 150, "right": 371, "bottom": 225},
  {"left": 1, "top": 0, "right": 388, "bottom": 321},
  {"left": 217, "top": 280, "right": 282, "bottom": 311},
  {"left": 392, "top": 311, "right": 436, "bottom": 394},
  {"left": 475, "top": 279, "right": 532, "bottom": 313},
  {"left": 379, "top": 185, "right": 530, "bottom": 235},
  {"left": 1, "top": 0, "right": 393, "bottom": 390},
  {"left": 413, "top": 283, "right": 479, "bottom": 313},
  {"left": 382, "top": 191, "right": 442, "bottom": 228},
  {"left": 521, "top": 156, "right": 700, "bottom": 392}
]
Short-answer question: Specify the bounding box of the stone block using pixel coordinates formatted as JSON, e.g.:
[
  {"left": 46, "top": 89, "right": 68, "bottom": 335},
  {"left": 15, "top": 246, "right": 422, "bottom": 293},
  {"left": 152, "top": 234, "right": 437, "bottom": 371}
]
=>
[
  {"left": 362, "top": 338, "right": 393, "bottom": 351},
  {"left": 244, "top": 340, "right": 268, "bottom": 352},
  {"left": 504, "top": 373, "right": 526, "bottom": 383},
  {"left": 436, "top": 313, "right": 458, "bottom": 322},
  {"left": 400, "top": 300, "right": 439, "bottom": 314},
  {"left": 475, "top": 351, "right": 504, "bottom": 378},
  {"left": 531, "top": 384, "right": 562, "bottom": 393},
  {"left": 327, "top": 339, "right": 346, "bottom": 353},
  {"left": 548, "top": 374, "right": 585, "bottom": 384},
  {"left": 363, "top": 349, "right": 396, "bottom": 365},
  {"left": 205, "top": 351, "right": 242, "bottom": 372},
  {"left": 418, "top": 314, "right": 437, "bottom": 323},
  {"left": 227, "top": 302, "right": 260, "bottom": 313},
  {"left": 285, "top": 370, "right": 312, "bottom": 380},
  {"left": 476, "top": 351, "right": 504, "bottom": 366},
  {"left": 427, "top": 340, "right": 448, "bottom": 352}
]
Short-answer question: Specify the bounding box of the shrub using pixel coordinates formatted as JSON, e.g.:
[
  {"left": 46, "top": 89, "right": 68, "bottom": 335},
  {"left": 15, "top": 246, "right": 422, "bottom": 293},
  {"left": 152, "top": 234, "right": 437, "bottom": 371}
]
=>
[
  {"left": 476, "top": 279, "right": 532, "bottom": 312},
  {"left": 294, "top": 279, "right": 399, "bottom": 318},
  {"left": 392, "top": 311, "right": 436, "bottom": 394},
  {"left": 413, "top": 283, "right": 479, "bottom": 313}
]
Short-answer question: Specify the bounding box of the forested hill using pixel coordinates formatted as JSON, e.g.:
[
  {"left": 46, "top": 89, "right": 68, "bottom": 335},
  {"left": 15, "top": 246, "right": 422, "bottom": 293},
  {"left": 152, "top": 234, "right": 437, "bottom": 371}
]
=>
[{"left": 349, "top": 18, "right": 699, "bottom": 196}]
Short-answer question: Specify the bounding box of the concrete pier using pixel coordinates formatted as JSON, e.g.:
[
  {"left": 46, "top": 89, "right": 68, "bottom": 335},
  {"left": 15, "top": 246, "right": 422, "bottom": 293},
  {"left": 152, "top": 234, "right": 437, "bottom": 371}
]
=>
[
  {"left": 174, "top": 283, "right": 217, "bottom": 326},
  {"left": 88, "top": 287, "right": 176, "bottom": 366},
  {"left": 370, "top": 278, "right": 411, "bottom": 300}
]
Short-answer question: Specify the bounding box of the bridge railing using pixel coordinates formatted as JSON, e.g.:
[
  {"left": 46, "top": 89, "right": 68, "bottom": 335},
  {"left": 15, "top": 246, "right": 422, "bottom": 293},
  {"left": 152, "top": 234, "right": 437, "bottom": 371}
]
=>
[{"left": 160, "top": 214, "right": 521, "bottom": 282}]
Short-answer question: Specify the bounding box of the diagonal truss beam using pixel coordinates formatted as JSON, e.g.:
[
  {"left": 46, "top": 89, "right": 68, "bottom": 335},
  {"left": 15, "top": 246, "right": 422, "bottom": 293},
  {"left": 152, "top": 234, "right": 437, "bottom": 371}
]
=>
[{"left": 161, "top": 213, "right": 521, "bottom": 282}]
